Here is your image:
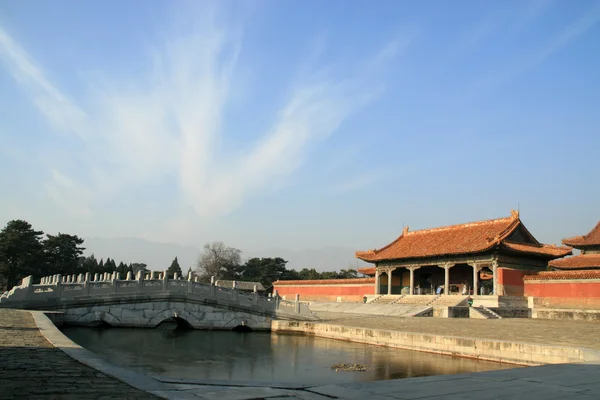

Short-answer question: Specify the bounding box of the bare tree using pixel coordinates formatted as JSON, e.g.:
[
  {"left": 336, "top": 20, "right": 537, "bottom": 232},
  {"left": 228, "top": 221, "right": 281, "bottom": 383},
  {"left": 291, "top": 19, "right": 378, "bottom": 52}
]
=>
[{"left": 196, "top": 241, "right": 241, "bottom": 282}]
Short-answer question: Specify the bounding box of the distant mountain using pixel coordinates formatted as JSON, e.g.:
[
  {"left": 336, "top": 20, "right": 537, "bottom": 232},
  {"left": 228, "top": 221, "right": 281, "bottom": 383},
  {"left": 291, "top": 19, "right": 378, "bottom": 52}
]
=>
[{"left": 83, "top": 237, "right": 369, "bottom": 273}]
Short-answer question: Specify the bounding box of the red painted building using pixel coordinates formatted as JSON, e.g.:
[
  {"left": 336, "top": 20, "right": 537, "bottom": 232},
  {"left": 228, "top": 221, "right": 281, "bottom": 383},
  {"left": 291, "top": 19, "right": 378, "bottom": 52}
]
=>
[{"left": 355, "top": 210, "right": 571, "bottom": 297}]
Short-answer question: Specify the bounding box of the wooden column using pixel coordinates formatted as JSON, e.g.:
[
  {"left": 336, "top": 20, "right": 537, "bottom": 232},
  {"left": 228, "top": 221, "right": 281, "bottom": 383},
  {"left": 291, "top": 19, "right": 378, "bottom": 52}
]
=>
[
  {"left": 492, "top": 260, "right": 498, "bottom": 295},
  {"left": 387, "top": 268, "right": 393, "bottom": 295},
  {"left": 375, "top": 270, "right": 381, "bottom": 295},
  {"left": 440, "top": 263, "right": 454, "bottom": 295},
  {"left": 471, "top": 263, "right": 481, "bottom": 296},
  {"left": 409, "top": 267, "right": 420, "bottom": 295}
]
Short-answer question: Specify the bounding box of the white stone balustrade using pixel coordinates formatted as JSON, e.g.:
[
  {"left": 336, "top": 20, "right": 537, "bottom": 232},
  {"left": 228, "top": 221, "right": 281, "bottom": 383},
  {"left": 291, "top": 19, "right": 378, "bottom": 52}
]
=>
[{"left": 0, "top": 274, "right": 312, "bottom": 320}]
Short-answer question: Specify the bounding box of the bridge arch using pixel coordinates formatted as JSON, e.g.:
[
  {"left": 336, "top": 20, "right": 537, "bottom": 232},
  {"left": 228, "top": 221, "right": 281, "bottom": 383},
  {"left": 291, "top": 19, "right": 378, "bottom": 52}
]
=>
[{"left": 148, "top": 308, "right": 202, "bottom": 329}]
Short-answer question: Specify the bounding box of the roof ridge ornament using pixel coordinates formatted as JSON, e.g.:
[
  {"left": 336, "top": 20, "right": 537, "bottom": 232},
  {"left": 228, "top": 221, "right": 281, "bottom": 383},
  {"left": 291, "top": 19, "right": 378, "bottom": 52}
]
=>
[
  {"left": 402, "top": 226, "right": 409, "bottom": 235},
  {"left": 511, "top": 209, "right": 520, "bottom": 219}
]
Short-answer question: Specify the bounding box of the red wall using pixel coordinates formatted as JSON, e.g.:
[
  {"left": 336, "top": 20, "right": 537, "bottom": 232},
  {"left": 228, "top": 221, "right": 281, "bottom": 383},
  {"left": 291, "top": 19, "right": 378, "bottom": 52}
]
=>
[
  {"left": 497, "top": 268, "right": 525, "bottom": 296},
  {"left": 274, "top": 278, "right": 375, "bottom": 303},
  {"left": 524, "top": 270, "right": 600, "bottom": 309}
]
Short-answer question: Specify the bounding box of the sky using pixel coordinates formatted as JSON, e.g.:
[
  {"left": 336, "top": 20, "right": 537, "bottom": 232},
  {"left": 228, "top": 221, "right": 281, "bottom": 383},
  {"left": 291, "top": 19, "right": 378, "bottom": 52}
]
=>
[{"left": 1, "top": 0, "right": 599, "bottom": 268}]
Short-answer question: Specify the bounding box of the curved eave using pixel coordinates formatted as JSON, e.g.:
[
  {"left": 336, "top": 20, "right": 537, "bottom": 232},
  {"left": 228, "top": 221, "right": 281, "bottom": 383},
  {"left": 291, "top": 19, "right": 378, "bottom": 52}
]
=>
[{"left": 501, "top": 242, "right": 572, "bottom": 260}]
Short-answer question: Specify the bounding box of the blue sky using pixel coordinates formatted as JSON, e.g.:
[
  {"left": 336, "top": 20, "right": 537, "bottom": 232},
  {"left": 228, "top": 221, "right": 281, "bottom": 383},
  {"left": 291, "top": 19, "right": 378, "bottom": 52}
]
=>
[{"left": 1, "top": 0, "right": 599, "bottom": 258}]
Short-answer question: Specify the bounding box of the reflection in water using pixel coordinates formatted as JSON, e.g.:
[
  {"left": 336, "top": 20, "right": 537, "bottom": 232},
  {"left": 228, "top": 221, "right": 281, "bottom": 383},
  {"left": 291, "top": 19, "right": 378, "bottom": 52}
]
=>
[{"left": 62, "top": 327, "right": 518, "bottom": 384}]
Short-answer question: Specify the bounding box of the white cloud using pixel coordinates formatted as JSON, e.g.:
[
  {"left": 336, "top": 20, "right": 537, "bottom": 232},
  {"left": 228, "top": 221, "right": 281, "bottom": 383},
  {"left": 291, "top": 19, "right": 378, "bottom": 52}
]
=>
[{"left": 0, "top": 5, "right": 398, "bottom": 223}]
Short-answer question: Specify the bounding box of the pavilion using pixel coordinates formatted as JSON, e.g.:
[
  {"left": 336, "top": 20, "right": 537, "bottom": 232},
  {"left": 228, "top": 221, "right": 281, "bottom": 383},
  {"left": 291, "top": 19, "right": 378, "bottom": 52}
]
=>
[
  {"left": 549, "top": 221, "right": 600, "bottom": 271},
  {"left": 356, "top": 210, "right": 572, "bottom": 297}
]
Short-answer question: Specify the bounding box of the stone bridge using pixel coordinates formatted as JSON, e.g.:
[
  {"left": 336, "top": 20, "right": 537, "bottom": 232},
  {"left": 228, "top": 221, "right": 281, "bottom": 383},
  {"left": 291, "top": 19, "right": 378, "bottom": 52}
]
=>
[{"left": 0, "top": 272, "right": 314, "bottom": 330}]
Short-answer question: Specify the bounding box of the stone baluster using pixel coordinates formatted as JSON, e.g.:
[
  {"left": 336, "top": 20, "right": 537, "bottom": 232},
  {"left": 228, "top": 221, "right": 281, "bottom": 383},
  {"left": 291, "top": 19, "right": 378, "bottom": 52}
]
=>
[
  {"left": 84, "top": 272, "right": 91, "bottom": 296},
  {"left": 150, "top": 271, "right": 156, "bottom": 280},
  {"left": 253, "top": 285, "right": 258, "bottom": 305},
  {"left": 162, "top": 270, "right": 169, "bottom": 292},
  {"left": 126, "top": 271, "right": 133, "bottom": 280},
  {"left": 209, "top": 276, "right": 216, "bottom": 297},
  {"left": 137, "top": 270, "right": 144, "bottom": 293},
  {"left": 174, "top": 272, "right": 179, "bottom": 280},
  {"left": 187, "top": 271, "right": 193, "bottom": 294},
  {"left": 56, "top": 274, "right": 63, "bottom": 298},
  {"left": 94, "top": 273, "right": 99, "bottom": 282}
]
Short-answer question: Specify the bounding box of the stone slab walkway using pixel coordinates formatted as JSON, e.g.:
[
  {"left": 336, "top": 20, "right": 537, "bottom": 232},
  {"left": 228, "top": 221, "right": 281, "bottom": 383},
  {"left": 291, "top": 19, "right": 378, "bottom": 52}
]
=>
[
  {"left": 314, "top": 311, "right": 600, "bottom": 350},
  {"left": 0, "top": 309, "right": 157, "bottom": 399}
]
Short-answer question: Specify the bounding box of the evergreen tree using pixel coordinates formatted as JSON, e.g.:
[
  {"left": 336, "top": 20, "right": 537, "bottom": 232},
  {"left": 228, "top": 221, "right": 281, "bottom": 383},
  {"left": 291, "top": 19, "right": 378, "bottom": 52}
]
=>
[
  {"left": 167, "top": 257, "right": 183, "bottom": 278},
  {"left": 43, "top": 233, "right": 85, "bottom": 276},
  {"left": 0, "top": 220, "right": 44, "bottom": 290}
]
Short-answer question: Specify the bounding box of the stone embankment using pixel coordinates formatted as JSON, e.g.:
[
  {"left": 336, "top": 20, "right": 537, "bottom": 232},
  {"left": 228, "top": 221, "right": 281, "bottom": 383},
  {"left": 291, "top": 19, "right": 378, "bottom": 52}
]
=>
[{"left": 273, "top": 311, "right": 600, "bottom": 366}]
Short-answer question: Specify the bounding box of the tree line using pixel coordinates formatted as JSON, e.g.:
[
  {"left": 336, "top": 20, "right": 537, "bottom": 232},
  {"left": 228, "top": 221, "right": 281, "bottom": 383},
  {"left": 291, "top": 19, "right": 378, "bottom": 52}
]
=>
[
  {"left": 1, "top": 220, "right": 360, "bottom": 292},
  {"left": 195, "top": 241, "right": 360, "bottom": 290}
]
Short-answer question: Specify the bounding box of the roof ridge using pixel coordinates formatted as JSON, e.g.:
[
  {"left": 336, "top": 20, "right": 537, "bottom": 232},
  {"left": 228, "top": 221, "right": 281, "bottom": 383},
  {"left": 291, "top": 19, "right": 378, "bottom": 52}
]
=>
[{"left": 406, "top": 215, "right": 514, "bottom": 236}]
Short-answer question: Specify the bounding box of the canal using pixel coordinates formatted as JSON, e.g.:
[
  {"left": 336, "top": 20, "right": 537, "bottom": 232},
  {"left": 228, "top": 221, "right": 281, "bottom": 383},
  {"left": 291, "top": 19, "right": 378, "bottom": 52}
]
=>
[{"left": 62, "top": 327, "right": 517, "bottom": 385}]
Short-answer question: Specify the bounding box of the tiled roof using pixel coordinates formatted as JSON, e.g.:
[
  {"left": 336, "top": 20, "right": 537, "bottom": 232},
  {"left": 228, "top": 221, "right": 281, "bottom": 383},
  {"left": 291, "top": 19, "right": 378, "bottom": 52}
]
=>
[
  {"left": 357, "top": 267, "right": 376, "bottom": 276},
  {"left": 523, "top": 269, "right": 600, "bottom": 281},
  {"left": 502, "top": 241, "right": 572, "bottom": 258},
  {"left": 273, "top": 278, "right": 375, "bottom": 285},
  {"left": 356, "top": 211, "right": 565, "bottom": 263},
  {"left": 562, "top": 221, "right": 600, "bottom": 248},
  {"left": 548, "top": 254, "right": 600, "bottom": 270}
]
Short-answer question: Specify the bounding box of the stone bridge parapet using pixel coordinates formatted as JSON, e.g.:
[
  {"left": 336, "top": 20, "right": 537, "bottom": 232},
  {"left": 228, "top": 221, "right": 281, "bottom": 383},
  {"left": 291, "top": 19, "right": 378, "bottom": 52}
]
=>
[{"left": 0, "top": 272, "right": 314, "bottom": 329}]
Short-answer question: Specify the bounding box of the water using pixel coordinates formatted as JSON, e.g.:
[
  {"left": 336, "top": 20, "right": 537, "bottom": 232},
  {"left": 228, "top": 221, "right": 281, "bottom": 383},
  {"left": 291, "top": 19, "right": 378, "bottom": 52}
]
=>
[{"left": 62, "top": 327, "right": 516, "bottom": 385}]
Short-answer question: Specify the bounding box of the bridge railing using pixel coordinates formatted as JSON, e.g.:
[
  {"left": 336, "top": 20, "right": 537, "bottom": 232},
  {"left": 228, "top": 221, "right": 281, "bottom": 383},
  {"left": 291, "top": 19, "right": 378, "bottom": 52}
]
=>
[{"left": 0, "top": 272, "right": 312, "bottom": 317}]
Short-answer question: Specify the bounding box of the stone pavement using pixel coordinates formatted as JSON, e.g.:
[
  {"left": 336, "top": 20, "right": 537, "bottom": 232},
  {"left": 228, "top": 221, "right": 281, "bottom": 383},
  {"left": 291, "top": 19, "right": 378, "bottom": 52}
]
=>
[
  {"left": 0, "top": 309, "right": 157, "bottom": 399},
  {"left": 314, "top": 311, "right": 600, "bottom": 350}
]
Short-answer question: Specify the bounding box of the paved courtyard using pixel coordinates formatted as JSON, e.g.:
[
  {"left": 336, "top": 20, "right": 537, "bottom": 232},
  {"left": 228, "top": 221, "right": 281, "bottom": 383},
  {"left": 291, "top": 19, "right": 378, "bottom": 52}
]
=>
[
  {"left": 314, "top": 311, "right": 600, "bottom": 350},
  {"left": 0, "top": 308, "right": 157, "bottom": 399}
]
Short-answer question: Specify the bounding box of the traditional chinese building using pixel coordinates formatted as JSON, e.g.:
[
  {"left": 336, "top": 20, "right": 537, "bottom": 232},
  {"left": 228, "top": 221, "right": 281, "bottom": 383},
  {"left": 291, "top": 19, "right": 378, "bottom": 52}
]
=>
[
  {"left": 548, "top": 221, "right": 600, "bottom": 270},
  {"left": 356, "top": 210, "right": 572, "bottom": 297}
]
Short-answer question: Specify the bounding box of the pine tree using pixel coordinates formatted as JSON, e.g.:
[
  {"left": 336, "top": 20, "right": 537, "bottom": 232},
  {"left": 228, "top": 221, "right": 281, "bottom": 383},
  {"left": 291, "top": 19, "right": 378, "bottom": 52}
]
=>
[{"left": 167, "top": 257, "right": 182, "bottom": 278}]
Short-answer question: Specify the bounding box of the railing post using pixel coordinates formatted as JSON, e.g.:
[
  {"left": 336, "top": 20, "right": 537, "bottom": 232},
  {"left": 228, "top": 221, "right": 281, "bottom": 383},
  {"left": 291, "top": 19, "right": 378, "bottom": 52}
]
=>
[
  {"left": 113, "top": 272, "right": 119, "bottom": 294},
  {"left": 187, "top": 271, "right": 193, "bottom": 294},
  {"left": 209, "top": 276, "right": 215, "bottom": 297},
  {"left": 84, "top": 272, "right": 91, "bottom": 296},
  {"left": 295, "top": 294, "right": 300, "bottom": 314},
  {"left": 137, "top": 270, "right": 145, "bottom": 293},
  {"left": 274, "top": 289, "right": 280, "bottom": 310},
  {"left": 163, "top": 270, "right": 169, "bottom": 292},
  {"left": 231, "top": 281, "right": 238, "bottom": 302},
  {"left": 56, "top": 274, "right": 63, "bottom": 299},
  {"left": 253, "top": 285, "right": 258, "bottom": 305}
]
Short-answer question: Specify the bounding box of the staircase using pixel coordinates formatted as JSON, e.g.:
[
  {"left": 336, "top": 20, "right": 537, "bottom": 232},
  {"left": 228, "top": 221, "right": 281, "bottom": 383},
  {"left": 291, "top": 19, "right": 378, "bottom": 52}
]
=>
[
  {"left": 370, "top": 295, "right": 405, "bottom": 304},
  {"left": 429, "top": 295, "right": 470, "bottom": 307},
  {"left": 471, "top": 306, "right": 502, "bottom": 319}
]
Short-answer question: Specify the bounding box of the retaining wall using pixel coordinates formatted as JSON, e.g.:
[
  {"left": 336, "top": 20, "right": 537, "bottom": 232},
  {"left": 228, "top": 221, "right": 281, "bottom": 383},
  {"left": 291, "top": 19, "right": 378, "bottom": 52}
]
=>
[
  {"left": 271, "top": 320, "right": 600, "bottom": 366},
  {"left": 273, "top": 278, "right": 375, "bottom": 303}
]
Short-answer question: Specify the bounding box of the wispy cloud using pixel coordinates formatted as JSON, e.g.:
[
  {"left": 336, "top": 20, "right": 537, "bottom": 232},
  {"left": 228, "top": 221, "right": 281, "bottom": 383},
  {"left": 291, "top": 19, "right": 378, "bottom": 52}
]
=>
[
  {"left": 467, "top": 4, "right": 600, "bottom": 97},
  {"left": 0, "top": 5, "right": 398, "bottom": 221},
  {"left": 331, "top": 171, "right": 385, "bottom": 193}
]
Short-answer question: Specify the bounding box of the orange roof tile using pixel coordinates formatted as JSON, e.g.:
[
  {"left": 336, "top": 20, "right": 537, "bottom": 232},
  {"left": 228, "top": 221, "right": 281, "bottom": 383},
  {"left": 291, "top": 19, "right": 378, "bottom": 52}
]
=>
[
  {"left": 523, "top": 269, "right": 600, "bottom": 281},
  {"left": 356, "top": 211, "right": 569, "bottom": 263},
  {"left": 357, "top": 267, "right": 376, "bottom": 276},
  {"left": 562, "top": 221, "right": 600, "bottom": 248},
  {"left": 502, "top": 241, "right": 572, "bottom": 258},
  {"left": 273, "top": 278, "right": 375, "bottom": 285},
  {"left": 548, "top": 254, "right": 600, "bottom": 270}
]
